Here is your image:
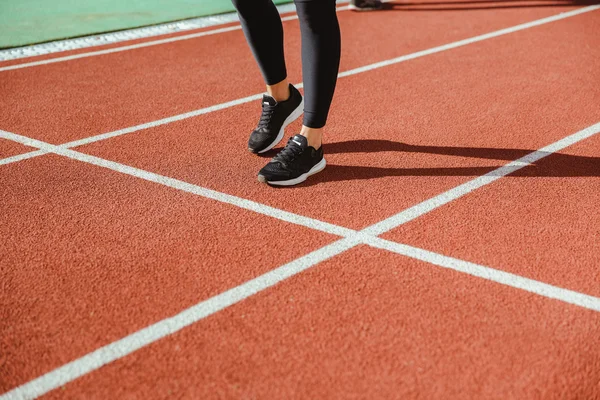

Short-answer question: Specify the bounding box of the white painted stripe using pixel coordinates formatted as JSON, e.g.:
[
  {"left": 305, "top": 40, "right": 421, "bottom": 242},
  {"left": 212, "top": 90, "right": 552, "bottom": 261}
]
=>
[
  {"left": 60, "top": 92, "right": 266, "bottom": 148},
  {"left": 0, "top": 130, "right": 354, "bottom": 239},
  {"left": 0, "top": 5, "right": 350, "bottom": 72},
  {"left": 0, "top": 25, "right": 240, "bottom": 73},
  {"left": 0, "top": 1, "right": 351, "bottom": 62},
  {"left": 337, "top": 5, "right": 600, "bottom": 80},
  {"left": 3, "top": 120, "right": 600, "bottom": 286},
  {"left": 0, "top": 149, "right": 47, "bottom": 166},
  {"left": 364, "top": 236, "right": 600, "bottom": 312},
  {"left": 10, "top": 122, "right": 598, "bottom": 311},
  {"left": 3, "top": 3, "right": 596, "bottom": 73},
  {"left": 0, "top": 4, "right": 594, "bottom": 157},
  {"left": 0, "top": 3, "right": 298, "bottom": 62},
  {"left": 3, "top": 123, "right": 600, "bottom": 302},
  {"left": 0, "top": 237, "right": 360, "bottom": 400},
  {"left": 0, "top": 89, "right": 292, "bottom": 164},
  {"left": 361, "top": 122, "right": 600, "bottom": 236},
  {"left": 2, "top": 120, "right": 600, "bottom": 399},
  {"left": 1, "top": 8, "right": 599, "bottom": 396}
]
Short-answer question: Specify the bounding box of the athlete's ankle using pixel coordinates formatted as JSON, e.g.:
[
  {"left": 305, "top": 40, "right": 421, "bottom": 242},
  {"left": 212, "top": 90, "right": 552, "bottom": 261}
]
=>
[
  {"left": 299, "top": 126, "right": 323, "bottom": 149},
  {"left": 266, "top": 80, "right": 291, "bottom": 103}
]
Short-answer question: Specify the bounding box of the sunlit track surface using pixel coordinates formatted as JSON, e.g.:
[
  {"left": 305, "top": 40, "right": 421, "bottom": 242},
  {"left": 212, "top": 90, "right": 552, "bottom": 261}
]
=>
[{"left": 1, "top": 3, "right": 600, "bottom": 399}]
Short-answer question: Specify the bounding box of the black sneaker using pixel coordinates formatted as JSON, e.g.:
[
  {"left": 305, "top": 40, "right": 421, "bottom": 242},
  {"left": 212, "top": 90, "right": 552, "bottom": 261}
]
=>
[
  {"left": 248, "top": 84, "right": 304, "bottom": 154},
  {"left": 349, "top": 0, "right": 383, "bottom": 11},
  {"left": 258, "top": 135, "right": 326, "bottom": 186}
]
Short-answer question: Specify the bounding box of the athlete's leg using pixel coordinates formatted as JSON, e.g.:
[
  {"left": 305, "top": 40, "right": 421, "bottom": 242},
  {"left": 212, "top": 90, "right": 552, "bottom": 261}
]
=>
[
  {"left": 232, "top": 0, "right": 304, "bottom": 154},
  {"left": 294, "top": 0, "right": 341, "bottom": 148},
  {"left": 231, "top": 0, "right": 289, "bottom": 100},
  {"left": 257, "top": 0, "right": 341, "bottom": 185}
]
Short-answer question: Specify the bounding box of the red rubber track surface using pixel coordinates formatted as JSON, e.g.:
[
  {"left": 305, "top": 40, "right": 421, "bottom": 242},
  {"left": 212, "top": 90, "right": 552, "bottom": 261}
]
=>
[
  {"left": 0, "top": 4, "right": 583, "bottom": 144},
  {"left": 1, "top": 1, "right": 599, "bottom": 398},
  {"left": 385, "top": 133, "right": 600, "bottom": 296},
  {"left": 0, "top": 140, "right": 35, "bottom": 159},
  {"left": 0, "top": 20, "right": 244, "bottom": 69},
  {"left": 48, "top": 247, "right": 600, "bottom": 399},
  {"left": 79, "top": 11, "right": 599, "bottom": 229},
  {"left": 0, "top": 155, "right": 335, "bottom": 391}
]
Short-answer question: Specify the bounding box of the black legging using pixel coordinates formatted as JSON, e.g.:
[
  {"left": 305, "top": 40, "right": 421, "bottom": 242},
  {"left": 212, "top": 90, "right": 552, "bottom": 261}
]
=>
[{"left": 231, "top": 0, "right": 341, "bottom": 129}]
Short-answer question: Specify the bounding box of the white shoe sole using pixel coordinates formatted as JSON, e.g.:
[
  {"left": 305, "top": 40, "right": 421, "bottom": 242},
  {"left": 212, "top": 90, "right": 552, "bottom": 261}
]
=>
[
  {"left": 348, "top": 3, "right": 383, "bottom": 11},
  {"left": 257, "top": 98, "right": 304, "bottom": 154},
  {"left": 261, "top": 157, "right": 327, "bottom": 186}
]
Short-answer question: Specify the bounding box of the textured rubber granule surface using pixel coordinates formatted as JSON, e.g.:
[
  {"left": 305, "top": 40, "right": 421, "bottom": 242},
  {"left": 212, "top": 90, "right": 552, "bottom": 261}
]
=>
[
  {"left": 1, "top": 3, "right": 599, "bottom": 399},
  {"left": 48, "top": 247, "right": 600, "bottom": 399},
  {"left": 0, "top": 4, "right": 581, "bottom": 143},
  {"left": 79, "top": 11, "right": 599, "bottom": 230},
  {"left": 384, "top": 133, "right": 600, "bottom": 297},
  {"left": 0, "top": 139, "right": 35, "bottom": 159},
  {"left": 0, "top": 154, "right": 335, "bottom": 391}
]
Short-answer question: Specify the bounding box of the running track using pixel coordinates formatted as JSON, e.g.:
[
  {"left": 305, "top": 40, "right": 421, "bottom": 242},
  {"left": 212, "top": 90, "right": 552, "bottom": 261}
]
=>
[{"left": 1, "top": 1, "right": 600, "bottom": 398}]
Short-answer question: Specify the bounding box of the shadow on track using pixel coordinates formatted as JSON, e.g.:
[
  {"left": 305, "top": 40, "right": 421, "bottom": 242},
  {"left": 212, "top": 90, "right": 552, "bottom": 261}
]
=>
[{"left": 276, "top": 139, "right": 600, "bottom": 187}]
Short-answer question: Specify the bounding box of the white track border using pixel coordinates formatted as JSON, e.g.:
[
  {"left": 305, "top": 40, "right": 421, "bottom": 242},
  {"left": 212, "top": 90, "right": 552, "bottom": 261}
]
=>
[
  {"left": 1, "top": 6, "right": 600, "bottom": 399},
  {"left": 0, "top": 1, "right": 349, "bottom": 64}
]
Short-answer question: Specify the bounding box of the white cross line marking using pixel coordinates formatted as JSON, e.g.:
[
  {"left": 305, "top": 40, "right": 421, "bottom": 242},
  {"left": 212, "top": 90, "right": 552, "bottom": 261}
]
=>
[
  {"left": 1, "top": 4, "right": 597, "bottom": 169},
  {"left": 0, "top": 149, "right": 47, "bottom": 166},
  {"left": 1, "top": 120, "right": 600, "bottom": 399},
  {"left": 363, "top": 236, "right": 600, "bottom": 313},
  {"left": 1, "top": 7, "right": 600, "bottom": 398}
]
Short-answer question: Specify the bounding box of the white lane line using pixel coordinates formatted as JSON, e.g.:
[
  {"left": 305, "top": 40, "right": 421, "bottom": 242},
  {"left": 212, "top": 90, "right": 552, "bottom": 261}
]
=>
[
  {"left": 0, "top": 92, "right": 269, "bottom": 166},
  {"left": 0, "top": 3, "right": 299, "bottom": 62},
  {"left": 361, "top": 122, "right": 600, "bottom": 236},
  {"left": 4, "top": 122, "right": 600, "bottom": 301},
  {"left": 0, "top": 5, "right": 350, "bottom": 73},
  {"left": 0, "top": 1, "right": 351, "bottom": 62},
  {"left": 364, "top": 236, "right": 600, "bottom": 312},
  {"left": 0, "top": 24, "right": 235, "bottom": 65},
  {"left": 1, "top": 6, "right": 599, "bottom": 393},
  {"left": 7, "top": 232, "right": 600, "bottom": 400},
  {"left": 0, "top": 4, "right": 593, "bottom": 163},
  {"left": 0, "top": 237, "right": 360, "bottom": 400},
  {"left": 0, "top": 149, "right": 47, "bottom": 166},
  {"left": 2, "top": 120, "right": 600, "bottom": 399},
  {"left": 337, "top": 5, "right": 600, "bottom": 79},
  {"left": 0, "top": 26, "right": 239, "bottom": 73},
  {"left": 3, "top": 121, "right": 600, "bottom": 294},
  {"left": 60, "top": 92, "right": 267, "bottom": 148},
  {"left": 0, "top": 129, "right": 354, "bottom": 239}
]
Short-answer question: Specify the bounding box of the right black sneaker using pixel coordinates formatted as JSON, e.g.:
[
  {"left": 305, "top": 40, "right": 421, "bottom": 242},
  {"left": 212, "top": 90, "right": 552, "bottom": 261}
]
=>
[
  {"left": 248, "top": 84, "right": 304, "bottom": 154},
  {"left": 258, "top": 134, "right": 326, "bottom": 186}
]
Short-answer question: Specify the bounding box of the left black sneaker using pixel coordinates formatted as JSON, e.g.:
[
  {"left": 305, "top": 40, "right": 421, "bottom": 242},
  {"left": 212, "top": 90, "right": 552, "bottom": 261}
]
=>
[
  {"left": 349, "top": 0, "right": 383, "bottom": 11},
  {"left": 248, "top": 85, "right": 304, "bottom": 154},
  {"left": 258, "top": 135, "right": 326, "bottom": 186}
]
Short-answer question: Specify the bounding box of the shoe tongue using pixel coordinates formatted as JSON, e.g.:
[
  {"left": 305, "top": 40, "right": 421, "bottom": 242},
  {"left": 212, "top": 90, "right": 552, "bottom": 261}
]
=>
[
  {"left": 290, "top": 134, "right": 308, "bottom": 149},
  {"left": 262, "top": 94, "right": 277, "bottom": 106}
]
